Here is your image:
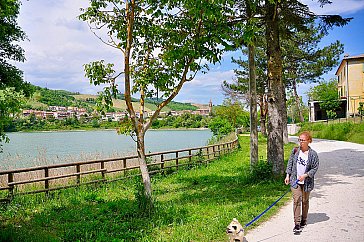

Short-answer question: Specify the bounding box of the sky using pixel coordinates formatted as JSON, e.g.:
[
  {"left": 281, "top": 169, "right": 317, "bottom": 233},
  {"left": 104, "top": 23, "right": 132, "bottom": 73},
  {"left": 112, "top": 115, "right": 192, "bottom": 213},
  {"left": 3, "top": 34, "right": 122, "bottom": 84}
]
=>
[{"left": 14, "top": 0, "right": 364, "bottom": 105}]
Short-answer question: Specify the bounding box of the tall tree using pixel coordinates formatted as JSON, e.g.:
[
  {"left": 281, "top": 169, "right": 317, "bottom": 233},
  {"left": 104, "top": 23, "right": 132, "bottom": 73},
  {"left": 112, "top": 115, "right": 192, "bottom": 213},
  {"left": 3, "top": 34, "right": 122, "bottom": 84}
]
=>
[
  {"left": 0, "top": 0, "right": 32, "bottom": 150},
  {"left": 222, "top": 0, "right": 262, "bottom": 166},
  {"left": 0, "top": 0, "right": 31, "bottom": 93},
  {"left": 264, "top": 0, "right": 350, "bottom": 176},
  {"left": 282, "top": 20, "right": 344, "bottom": 123},
  {"left": 246, "top": 0, "right": 259, "bottom": 166},
  {"left": 286, "top": 91, "right": 308, "bottom": 123},
  {"left": 224, "top": 0, "right": 349, "bottom": 175},
  {"left": 265, "top": 0, "right": 285, "bottom": 175},
  {"left": 223, "top": 35, "right": 268, "bottom": 136},
  {"left": 80, "top": 0, "right": 233, "bottom": 202}
]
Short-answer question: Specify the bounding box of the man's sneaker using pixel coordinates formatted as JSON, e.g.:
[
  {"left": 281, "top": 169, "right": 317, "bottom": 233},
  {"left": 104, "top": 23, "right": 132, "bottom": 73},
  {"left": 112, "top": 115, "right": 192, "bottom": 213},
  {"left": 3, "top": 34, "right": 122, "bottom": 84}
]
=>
[
  {"left": 300, "top": 220, "right": 307, "bottom": 227},
  {"left": 293, "top": 224, "right": 302, "bottom": 233}
]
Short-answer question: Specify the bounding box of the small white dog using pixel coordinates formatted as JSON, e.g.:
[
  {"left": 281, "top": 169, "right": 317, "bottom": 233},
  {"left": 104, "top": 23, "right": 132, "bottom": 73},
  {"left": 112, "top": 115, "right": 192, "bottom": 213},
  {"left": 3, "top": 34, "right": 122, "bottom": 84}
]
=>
[{"left": 226, "top": 218, "right": 246, "bottom": 242}]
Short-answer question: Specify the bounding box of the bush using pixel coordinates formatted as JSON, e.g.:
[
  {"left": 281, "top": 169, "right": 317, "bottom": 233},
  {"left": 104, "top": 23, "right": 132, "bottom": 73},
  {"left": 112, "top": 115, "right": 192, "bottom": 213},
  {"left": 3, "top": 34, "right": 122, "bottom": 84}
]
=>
[
  {"left": 250, "top": 160, "right": 273, "bottom": 182},
  {"left": 299, "top": 122, "right": 364, "bottom": 144},
  {"left": 208, "top": 117, "right": 233, "bottom": 136}
]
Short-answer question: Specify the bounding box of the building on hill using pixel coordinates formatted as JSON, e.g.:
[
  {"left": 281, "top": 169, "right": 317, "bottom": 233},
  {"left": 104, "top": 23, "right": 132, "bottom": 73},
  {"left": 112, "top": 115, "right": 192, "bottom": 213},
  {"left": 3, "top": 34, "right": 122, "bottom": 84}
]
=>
[
  {"left": 22, "top": 106, "right": 88, "bottom": 120},
  {"left": 101, "top": 111, "right": 128, "bottom": 121},
  {"left": 336, "top": 53, "right": 364, "bottom": 118},
  {"left": 191, "top": 99, "right": 212, "bottom": 116}
]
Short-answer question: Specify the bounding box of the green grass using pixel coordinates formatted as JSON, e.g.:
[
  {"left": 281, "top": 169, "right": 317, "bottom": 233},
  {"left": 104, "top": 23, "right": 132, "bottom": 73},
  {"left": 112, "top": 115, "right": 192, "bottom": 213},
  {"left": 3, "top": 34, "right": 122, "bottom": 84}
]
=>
[
  {"left": 0, "top": 136, "right": 295, "bottom": 242},
  {"left": 299, "top": 121, "right": 364, "bottom": 144}
]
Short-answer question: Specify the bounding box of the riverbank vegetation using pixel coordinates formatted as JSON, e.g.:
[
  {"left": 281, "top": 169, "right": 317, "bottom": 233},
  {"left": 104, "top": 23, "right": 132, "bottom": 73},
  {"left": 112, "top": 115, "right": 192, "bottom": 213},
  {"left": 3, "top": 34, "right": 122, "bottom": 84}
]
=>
[
  {"left": 0, "top": 135, "right": 295, "bottom": 241},
  {"left": 299, "top": 121, "right": 364, "bottom": 144},
  {"left": 6, "top": 113, "right": 210, "bottom": 132}
]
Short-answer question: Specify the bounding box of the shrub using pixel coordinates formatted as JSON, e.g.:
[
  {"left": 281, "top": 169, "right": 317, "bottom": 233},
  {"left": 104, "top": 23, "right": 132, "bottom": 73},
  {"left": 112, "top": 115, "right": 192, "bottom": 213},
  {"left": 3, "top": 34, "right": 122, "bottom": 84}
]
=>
[
  {"left": 299, "top": 121, "right": 364, "bottom": 144},
  {"left": 208, "top": 117, "right": 233, "bottom": 136},
  {"left": 250, "top": 159, "right": 273, "bottom": 183}
]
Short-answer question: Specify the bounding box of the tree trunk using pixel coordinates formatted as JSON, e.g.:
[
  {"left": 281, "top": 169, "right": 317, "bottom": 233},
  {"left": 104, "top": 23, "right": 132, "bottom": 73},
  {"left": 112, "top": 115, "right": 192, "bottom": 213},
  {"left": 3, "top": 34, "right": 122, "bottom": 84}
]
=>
[
  {"left": 124, "top": 1, "right": 152, "bottom": 202},
  {"left": 248, "top": 44, "right": 258, "bottom": 166},
  {"left": 136, "top": 87, "right": 153, "bottom": 201},
  {"left": 281, "top": 86, "right": 289, "bottom": 144},
  {"left": 293, "top": 79, "right": 305, "bottom": 122},
  {"left": 259, "top": 95, "right": 268, "bottom": 137},
  {"left": 265, "top": 0, "right": 284, "bottom": 176},
  {"left": 136, "top": 129, "right": 152, "bottom": 200}
]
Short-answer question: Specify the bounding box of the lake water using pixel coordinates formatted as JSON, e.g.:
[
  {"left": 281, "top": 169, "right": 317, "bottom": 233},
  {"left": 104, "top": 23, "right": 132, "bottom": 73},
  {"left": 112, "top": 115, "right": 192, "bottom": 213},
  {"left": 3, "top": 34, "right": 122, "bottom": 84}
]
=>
[{"left": 0, "top": 129, "right": 212, "bottom": 170}]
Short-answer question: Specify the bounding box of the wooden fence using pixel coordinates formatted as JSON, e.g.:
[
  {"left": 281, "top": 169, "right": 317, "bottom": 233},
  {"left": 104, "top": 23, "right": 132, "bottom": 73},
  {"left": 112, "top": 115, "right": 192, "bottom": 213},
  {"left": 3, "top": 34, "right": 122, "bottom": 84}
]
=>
[{"left": 0, "top": 136, "right": 239, "bottom": 199}]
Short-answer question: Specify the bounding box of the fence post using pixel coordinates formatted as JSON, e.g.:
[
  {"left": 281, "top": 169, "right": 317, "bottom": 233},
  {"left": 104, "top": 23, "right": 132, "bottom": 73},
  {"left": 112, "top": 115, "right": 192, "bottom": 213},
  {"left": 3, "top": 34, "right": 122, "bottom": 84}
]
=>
[
  {"left": 175, "top": 152, "right": 179, "bottom": 170},
  {"left": 213, "top": 145, "right": 216, "bottom": 158},
  {"left": 123, "top": 158, "right": 127, "bottom": 177},
  {"left": 76, "top": 165, "right": 80, "bottom": 185},
  {"left": 206, "top": 147, "right": 210, "bottom": 161},
  {"left": 101, "top": 161, "right": 105, "bottom": 181},
  {"left": 161, "top": 154, "right": 164, "bottom": 172},
  {"left": 189, "top": 150, "right": 192, "bottom": 164},
  {"left": 44, "top": 167, "right": 49, "bottom": 195},
  {"left": 199, "top": 148, "right": 203, "bottom": 165},
  {"left": 205, "top": 147, "right": 209, "bottom": 164},
  {"left": 8, "top": 172, "right": 14, "bottom": 198}
]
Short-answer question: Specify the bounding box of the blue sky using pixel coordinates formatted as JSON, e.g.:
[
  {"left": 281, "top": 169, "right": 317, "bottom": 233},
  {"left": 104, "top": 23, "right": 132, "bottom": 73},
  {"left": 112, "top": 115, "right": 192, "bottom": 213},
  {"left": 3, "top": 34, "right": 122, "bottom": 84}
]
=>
[{"left": 15, "top": 0, "right": 364, "bottom": 105}]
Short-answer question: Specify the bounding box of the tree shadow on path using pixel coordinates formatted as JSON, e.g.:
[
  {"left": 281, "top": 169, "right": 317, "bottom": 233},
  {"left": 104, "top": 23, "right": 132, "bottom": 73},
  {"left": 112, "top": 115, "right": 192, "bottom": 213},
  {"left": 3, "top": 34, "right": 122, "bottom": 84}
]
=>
[{"left": 307, "top": 212, "right": 330, "bottom": 225}]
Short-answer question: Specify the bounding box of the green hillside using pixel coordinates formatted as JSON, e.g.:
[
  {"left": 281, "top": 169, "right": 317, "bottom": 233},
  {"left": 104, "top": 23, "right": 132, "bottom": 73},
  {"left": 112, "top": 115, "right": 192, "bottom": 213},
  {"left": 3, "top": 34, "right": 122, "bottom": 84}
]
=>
[{"left": 24, "top": 86, "right": 200, "bottom": 112}]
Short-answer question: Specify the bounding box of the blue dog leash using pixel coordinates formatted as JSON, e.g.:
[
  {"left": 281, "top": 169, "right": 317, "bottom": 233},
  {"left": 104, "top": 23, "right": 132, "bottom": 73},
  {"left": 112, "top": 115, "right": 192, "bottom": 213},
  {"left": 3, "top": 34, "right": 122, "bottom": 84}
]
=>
[{"left": 244, "top": 179, "right": 299, "bottom": 228}]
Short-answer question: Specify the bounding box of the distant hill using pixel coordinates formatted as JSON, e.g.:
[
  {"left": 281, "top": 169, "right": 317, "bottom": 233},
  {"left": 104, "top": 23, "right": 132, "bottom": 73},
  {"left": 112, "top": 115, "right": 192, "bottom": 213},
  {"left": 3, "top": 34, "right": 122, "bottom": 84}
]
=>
[{"left": 24, "top": 85, "right": 202, "bottom": 112}]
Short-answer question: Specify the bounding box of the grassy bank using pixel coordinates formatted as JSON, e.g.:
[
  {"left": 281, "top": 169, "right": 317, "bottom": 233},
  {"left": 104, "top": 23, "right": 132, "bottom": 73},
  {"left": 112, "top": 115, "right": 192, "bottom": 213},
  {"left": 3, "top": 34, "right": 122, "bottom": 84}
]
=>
[
  {"left": 299, "top": 122, "right": 364, "bottom": 144},
  {"left": 0, "top": 136, "right": 295, "bottom": 242}
]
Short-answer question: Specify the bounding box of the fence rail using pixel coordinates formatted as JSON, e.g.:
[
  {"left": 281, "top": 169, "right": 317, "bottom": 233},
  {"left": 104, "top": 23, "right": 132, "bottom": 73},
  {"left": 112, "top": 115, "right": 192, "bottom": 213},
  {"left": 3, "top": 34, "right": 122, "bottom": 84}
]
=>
[{"left": 0, "top": 136, "right": 239, "bottom": 199}]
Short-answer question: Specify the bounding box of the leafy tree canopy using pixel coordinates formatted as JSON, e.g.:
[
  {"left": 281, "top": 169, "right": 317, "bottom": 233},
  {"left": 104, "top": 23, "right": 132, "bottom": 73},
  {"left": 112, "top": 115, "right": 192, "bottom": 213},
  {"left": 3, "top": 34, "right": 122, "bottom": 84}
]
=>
[
  {"left": 79, "top": 0, "right": 234, "bottom": 118},
  {"left": 213, "top": 99, "right": 250, "bottom": 129},
  {"left": 0, "top": 0, "right": 33, "bottom": 149},
  {"left": 0, "top": 87, "right": 24, "bottom": 150},
  {"left": 0, "top": 0, "right": 33, "bottom": 95},
  {"left": 307, "top": 79, "right": 338, "bottom": 102},
  {"left": 307, "top": 79, "right": 341, "bottom": 118}
]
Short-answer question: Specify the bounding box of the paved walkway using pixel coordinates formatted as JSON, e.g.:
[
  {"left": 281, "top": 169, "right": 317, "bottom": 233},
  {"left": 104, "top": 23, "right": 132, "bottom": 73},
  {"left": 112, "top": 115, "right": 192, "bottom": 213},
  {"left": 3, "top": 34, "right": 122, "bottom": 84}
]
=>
[{"left": 245, "top": 137, "right": 364, "bottom": 242}]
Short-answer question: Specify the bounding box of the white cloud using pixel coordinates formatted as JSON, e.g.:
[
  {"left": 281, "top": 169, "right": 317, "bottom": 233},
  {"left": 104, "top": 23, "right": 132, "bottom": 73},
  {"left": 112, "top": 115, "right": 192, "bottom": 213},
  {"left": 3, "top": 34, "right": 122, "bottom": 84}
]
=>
[
  {"left": 176, "top": 70, "right": 235, "bottom": 104},
  {"left": 17, "top": 0, "right": 122, "bottom": 95},
  {"left": 20, "top": 1, "right": 361, "bottom": 105},
  {"left": 301, "top": 0, "right": 364, "bottom": 15},
  {"left": 14, "top": 0, "right": 237, "bottom": 104}
]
